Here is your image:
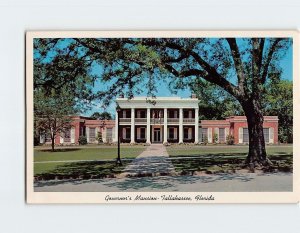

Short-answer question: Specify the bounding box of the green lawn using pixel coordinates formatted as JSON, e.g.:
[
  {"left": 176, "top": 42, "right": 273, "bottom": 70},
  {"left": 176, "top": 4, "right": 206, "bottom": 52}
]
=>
[
  {"left": 34, "top": 146, "right": 146, "bottom": 176},
  {"left": 167, "top": 145, "right": 293, "bottom": 174},
  {"left": 166, "top": 145, "right": 293, "bottom": 157},
  {"left": 34, "top": 146, "right": 146, "bottom": 162}
]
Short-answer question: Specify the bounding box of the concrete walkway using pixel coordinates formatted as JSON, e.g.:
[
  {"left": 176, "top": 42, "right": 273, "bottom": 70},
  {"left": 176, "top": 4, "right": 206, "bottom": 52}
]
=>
[{"left": 121, "top": 144, "right": 176, "bottom": 177}]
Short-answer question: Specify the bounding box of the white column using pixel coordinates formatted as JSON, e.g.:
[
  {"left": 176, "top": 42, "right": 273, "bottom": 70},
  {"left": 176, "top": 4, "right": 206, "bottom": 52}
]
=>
[
  {"left": 163, "top": 108, "right": 168, "bottom": 143},
  {"left": 114, "top": 111, "right": 118, "bottom": 142},
  {"left": 179, "top": 108, "right": 183, "bottom": 143},
  {"left": 86, "top": 127, "right": 90, "bottom": 143},
  {"left": 195, "top": 108, "right": 199, "bottom": 144},
  {"left": 130, "top": 108, "right": 135, "bottom": 143},
  {"left": 146, "top": 108, "right": 151, "bottom": 144}
]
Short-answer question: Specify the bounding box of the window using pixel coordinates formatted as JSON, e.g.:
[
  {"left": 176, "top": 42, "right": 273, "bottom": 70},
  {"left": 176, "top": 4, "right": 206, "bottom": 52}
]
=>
[
  {"left": 64, "top": 129, "right": 71, "bottom": 142},
  {"left": 184, "top": 127, "right": 189, "bottom": 139},
  {"left": 80, "top": 126, "right": 85, "bottom": 136},
  {"left": 45, "top": 132, "right": 52, "bottom": 143},
  {"left": 126, "top": 128, "right": 130, "bottom": 139},
  {"left": 140, "top": 110, "right": 146, "bottom": 118},
  {"left": 122, "top": 110, "right": 126, "bottom": 118},
  {"left": 184, "top": 111, "right": 189, "bottom": 118},
  {"left": 263, "top": 128, "right": 269, "bottom": 143},
  {"left": 140, "top": 127, "right": 146, "bottom": 139},
  {"left": 89, "top": 128, "right": 96, "bottom": 141},
  {"left": 219, "top": 128, "right": 225, "bottom": 143},
  {"left": 106, "top": 128, "right": 113, "bottom": 141},
  {"left": 201, "top": 128, "right": 208, "bottom": 142},
  {"left": 169, "top": 127, "right": 174, "bottom": 139},
  {"left": 243, "top": 128, "right": 249, "bottom": 143}
]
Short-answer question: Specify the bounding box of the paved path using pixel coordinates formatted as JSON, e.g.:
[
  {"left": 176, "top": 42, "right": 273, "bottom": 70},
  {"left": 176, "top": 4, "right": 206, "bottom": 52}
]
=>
[
  {"left": 121, "top": 144, "right": 176, "bottom": 177},
  {"left": 34, "top": 173, "right": 293, "bottom": 192}
]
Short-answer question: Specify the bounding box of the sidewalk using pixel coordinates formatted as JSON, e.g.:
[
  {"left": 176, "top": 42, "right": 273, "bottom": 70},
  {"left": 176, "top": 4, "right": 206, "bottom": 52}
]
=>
[{"left": 121, "top": 144, "right": 176, "bottom": 177}]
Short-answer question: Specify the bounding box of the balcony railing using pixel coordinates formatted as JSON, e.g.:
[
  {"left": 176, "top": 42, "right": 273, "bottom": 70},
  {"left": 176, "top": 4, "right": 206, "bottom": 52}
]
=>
[
  {"left": 135, "top": 118, "right": 147, "bottom": 123},
  {"left": 151, "top": 118, "right": 164, "bottom": 124},
  {"left": 183, "top": 118, "right": 195, "bottom": 123},
  {"left": 167, "top": 118, "right": 179, "bottom": 123},
  {"left": 119, "top": 118, "right": 131, "bottom": 123}
]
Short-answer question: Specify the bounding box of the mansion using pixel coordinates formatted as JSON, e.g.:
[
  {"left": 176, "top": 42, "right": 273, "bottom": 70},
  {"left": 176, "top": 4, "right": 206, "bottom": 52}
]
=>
[{"left": 39, "top": 96, "right": 279, "bottom": 145}]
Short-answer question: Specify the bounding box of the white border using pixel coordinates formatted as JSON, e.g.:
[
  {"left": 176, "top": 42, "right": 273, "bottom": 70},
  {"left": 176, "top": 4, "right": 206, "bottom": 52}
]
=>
[{"left": 26, "top": 30, "right": 300, "bottom": 204}]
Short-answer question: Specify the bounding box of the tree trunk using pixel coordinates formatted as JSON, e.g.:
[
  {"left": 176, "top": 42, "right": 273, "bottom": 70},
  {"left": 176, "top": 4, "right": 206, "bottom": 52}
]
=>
[
  {"left": 242, "top": 100, "right": 272, "bottom": 169},
  {"left": 51, "top": 136, "right": 55, "bottom": 152}
]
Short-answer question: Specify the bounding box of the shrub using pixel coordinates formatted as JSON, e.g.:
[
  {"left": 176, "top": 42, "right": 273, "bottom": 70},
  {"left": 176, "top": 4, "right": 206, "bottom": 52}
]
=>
[
  {"left": 96, "top": 131, "right": 103, "bottom": 144},
  {"left": 213, "top": 133, "right": 218, "bottom": 144},
  {"left": 78, "top": 135, "right": 87, "bottom": 145},
  {"left": 226, "top": 134, "right": 234, "bottom": 145},
  {"left": 203, "top": 136, "right": 208, "bottom": 145}
]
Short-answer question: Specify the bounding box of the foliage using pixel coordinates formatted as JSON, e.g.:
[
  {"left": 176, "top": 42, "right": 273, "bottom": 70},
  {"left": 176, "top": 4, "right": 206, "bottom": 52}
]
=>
[
  {"left": 226, "top": 134, "right": 235, "bottom": 145},
  {"left": 263, "top": 79, "right": 293, "bottom": 143},
  {"left": 34, "top": 87, "right": 77, "bottom": 151},
  {"left": 96, "top": 131, "right": 103, "bottom": 144},
  {"left": 33, "top": 37, "right": 292, "bottom": 164},
  {"left": 213, "top": 133, "right": 219, "bottom": 144},
  {"left": 90, "top": 111, "right": 112, "bottom": 120},
  {"left": 203, "top": 136, "right": 208, "bottom": 145},
  {"left": 78, "top": 135, "right": 87, "bottom": 145},
  {"left": 189, "top": 79, "right": 243, "bottom": 120}
]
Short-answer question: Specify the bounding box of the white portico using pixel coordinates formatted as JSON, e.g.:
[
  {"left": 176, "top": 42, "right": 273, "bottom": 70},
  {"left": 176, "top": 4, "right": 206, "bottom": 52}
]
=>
[{"left": 115, "top": 96, "right": 199, "bottom": 144}]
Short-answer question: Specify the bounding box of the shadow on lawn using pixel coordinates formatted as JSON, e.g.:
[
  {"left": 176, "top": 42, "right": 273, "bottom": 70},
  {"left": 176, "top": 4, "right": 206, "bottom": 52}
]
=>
[
  {"left": 37, "top": 148, "right": 82, "bottom": 153},
  {"left": 35, "top": 160, "right": 133, "bottom": 181},
  {"left": 170, "top": 153, "right": 293, "bottom": 174}
]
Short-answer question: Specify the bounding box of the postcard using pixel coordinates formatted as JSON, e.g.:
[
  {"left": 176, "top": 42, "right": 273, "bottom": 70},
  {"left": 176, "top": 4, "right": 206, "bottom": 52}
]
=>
[{"left": 26, "top": 31, "right": 299, "bottom": 203}]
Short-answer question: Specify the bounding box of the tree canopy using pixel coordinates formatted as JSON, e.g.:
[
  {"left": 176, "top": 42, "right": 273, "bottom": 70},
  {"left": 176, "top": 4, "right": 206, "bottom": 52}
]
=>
[{"left": 33, "top": 37, "right": 292, "bottom": 166}]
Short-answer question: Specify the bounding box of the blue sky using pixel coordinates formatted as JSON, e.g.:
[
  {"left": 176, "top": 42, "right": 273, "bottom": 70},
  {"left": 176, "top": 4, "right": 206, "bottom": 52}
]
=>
[
  {"left": 34, "top": 38, "right": 293, "bottom": 117},
  {"left": 85, "top": 44, "right": 293, "bottom": 117}
]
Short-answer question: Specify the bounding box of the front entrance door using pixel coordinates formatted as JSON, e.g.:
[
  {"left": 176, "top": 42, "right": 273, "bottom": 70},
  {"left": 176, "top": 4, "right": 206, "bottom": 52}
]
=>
[{"left": 153, "top": 128, "right": 161, "bottom": 143}]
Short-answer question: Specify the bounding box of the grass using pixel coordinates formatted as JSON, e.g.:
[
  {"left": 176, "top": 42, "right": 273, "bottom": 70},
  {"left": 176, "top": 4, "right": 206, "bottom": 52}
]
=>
[
  {"left": 34, "top": 146, "right": 146, "bottom": 177},
  {"left": 166, "top": 145, "right": 293, "bottom": 157},
  {"left": 34, "top": 146, "right": 146, "bottom": 162},
  {"left": 166, "top": 145, "right": 293, "bottom": 174},
  {"left": 34, "top": 161, "right": 131, "bottom": 179}
]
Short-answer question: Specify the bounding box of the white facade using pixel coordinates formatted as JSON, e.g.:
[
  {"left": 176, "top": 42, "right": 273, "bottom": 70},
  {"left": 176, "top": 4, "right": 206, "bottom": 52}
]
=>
[{"left": 115, "top": 96, "right": 199, "bottom": 144}]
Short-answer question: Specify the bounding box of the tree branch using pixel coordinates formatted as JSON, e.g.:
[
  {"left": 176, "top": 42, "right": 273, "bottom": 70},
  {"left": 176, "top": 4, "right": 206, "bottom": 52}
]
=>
[
  {"left": 226, "top": 38, "right": 246, "bottom": 94},
  {"left": 261, "top": 38, "right": 283, "bottom": 83}
]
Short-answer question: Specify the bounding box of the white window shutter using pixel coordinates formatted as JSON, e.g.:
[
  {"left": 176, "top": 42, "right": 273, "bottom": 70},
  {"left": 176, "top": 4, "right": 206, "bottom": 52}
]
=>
[
  {"left": 40, "top": 134, "right": 45, "bottom": 144},
  {"left": 123, "top": 111, "right": 126, "bottom": 118},
  {"left": 269, "top": 128, "right": 274, "bottom": 143},
  {"left": 208, "top": 128, "right": 212, "bottom": 143},
  {"left": 188, "top": 128, "right": 192, "bottom": 139},
  {"left": 71, "top": 127, "right": 75, "bottom": 143},
  {"left": 174, "top": 128, "right": 178, "bottom": 139},
  {"left": 122, "top": 128, "right": 126, "bottom": 139},
  {"left": 225, "top": 128, "right": 229, "bottom": 140},
  {"left": 86, "top": 127, "right": 90, "bottom": 142},
  {"left": 239, "top": 127, "right": 243, "bottom": 143},
  {"left": 189, "top": 110, "right": 192, "bottom": 118},
  {"left": 137, "top": 128, "right": 141, "bottom": 139},
  {"left": 174, "top": 111, "right": 177, "bottom": 118},
  {"left": 137, "top": 110, "right": 140, "bottom": 118},
  {"left": 214, "top": 127, "right": 219, "bottom": 143},
  {"left": 112, "top": 127, "right": 115, "bottom": 141}
]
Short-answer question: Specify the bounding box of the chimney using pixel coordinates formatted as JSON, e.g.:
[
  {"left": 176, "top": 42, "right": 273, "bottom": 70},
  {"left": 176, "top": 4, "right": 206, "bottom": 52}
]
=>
[
  {"left": 191, "top": 94, "right": 197, "bottom": 99},
  {"left": 119, "top": 94, "right": 124, "bottom": 98}
]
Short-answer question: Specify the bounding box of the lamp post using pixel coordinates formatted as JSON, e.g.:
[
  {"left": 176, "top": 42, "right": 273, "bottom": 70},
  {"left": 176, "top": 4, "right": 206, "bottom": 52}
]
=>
[{"left": 116, "top": 105, "right": 122, "bottom": 166}]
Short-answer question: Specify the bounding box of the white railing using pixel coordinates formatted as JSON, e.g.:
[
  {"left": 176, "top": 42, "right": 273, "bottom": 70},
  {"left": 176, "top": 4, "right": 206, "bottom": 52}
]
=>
[
  {"left": 119, "top": 118, "right": 131, "bottom": 123},
  {"left": 167, "top": 118, "right": 179, "bottom": 123},
  {"left": 135, "top": 118, "right": 147, "bottom": 123},
  {"left": 183, "top": 118, "right": 195, "bottom": 123}
]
